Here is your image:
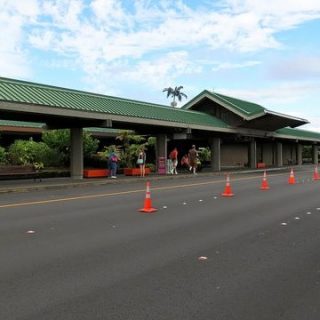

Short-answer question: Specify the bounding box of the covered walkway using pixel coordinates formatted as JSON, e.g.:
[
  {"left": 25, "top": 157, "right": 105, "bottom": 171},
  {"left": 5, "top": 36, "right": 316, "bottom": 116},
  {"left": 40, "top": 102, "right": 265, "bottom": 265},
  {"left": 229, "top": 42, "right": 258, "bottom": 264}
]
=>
[{"left": 0, "top": 77, "right": 319, "bottom": 179}]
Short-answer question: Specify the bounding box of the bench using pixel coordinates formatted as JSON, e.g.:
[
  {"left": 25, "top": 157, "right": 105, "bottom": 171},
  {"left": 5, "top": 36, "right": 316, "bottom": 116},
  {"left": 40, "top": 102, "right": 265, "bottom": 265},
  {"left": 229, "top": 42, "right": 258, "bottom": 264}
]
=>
[{"left": 0, "top": 165, "right": 42, "bottom": 181}]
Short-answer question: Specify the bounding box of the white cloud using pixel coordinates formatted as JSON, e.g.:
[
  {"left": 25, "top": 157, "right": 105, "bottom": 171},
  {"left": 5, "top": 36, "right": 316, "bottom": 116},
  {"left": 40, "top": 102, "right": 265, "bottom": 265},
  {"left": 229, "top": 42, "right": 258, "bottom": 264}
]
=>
[
  {"left": 212, "top": 60, "right": 261, "bottom": 71},
  {"left": 0, "top": 50, "right": 31, "bottom": 78},
  {"left": 122, "top": 51, "right": 202, "bottom": 88},
  {"left": 302, "top": 117, "right": 320, "bottom": 132},
  {"left": 216, "top": 82, "right": 320, "bottom": 107},
  {"left": 81, "top": 51, "right": 201, "bottom": 98},
  {"left": 0, "top": 1, "right": 37, "bottom": 78},
  {"left": 269, "top": 55, "right": 320, "bottom": 80},
  {"left": 1, "top": 0, "right": 320, "bottom": 98}
]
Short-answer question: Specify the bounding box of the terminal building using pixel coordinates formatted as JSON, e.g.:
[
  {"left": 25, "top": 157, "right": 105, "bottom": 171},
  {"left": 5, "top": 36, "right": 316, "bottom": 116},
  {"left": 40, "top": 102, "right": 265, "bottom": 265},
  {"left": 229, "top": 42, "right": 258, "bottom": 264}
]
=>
[{"left": 0, "top": 77, "right": 319, "bottom": 179}]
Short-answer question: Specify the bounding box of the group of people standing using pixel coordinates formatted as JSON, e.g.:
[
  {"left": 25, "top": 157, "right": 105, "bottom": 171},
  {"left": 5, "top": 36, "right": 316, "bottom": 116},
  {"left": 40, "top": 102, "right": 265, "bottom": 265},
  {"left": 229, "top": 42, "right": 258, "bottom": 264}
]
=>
[
  {"left": 107, "top": 144, "right": 198, "bottom": 178},
  {"left": 107, "top": 148, "right": 147, "bottom": 178},
  {"left": 169, "top": 144, "right": 199, "bottom": 175}
]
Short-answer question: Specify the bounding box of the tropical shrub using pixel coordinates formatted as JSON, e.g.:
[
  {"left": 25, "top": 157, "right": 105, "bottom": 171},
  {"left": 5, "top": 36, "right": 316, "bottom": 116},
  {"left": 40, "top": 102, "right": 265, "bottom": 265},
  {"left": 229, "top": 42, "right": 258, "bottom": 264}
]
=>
[
  {"left": 115, "top": 131, "right": 147, "bottom": 168},
  {"left": 7, "top": 139, "right": 56, "bottom": 166},
  {"left": 42, "top": 129, "right": 99, "bottom": 166},
  {"left": 0, "top": 146, "right": 7, "bottom": 164}
]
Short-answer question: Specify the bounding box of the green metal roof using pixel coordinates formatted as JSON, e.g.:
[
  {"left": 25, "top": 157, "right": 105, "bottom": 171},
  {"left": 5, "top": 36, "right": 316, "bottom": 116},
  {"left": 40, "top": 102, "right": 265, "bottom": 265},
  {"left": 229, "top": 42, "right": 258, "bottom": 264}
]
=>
[
  {"left": 276, "top": 127, "right": 320, "bottom": 140},
  {"left": 182, "top": 90, "right": 265, "bottom": 117},
  {"left": 0, "top": 77, "right": 229, "bottom": 129}
]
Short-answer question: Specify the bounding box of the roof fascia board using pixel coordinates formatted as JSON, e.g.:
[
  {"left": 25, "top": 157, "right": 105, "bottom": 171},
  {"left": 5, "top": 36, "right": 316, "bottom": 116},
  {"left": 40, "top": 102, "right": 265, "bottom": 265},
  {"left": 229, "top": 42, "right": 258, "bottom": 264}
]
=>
[
  {"left": 265, "top": 109, "right": 309, "bottom": 124},
  {"left": 272, "top": 132, "right": 320, "bottom": 142}
]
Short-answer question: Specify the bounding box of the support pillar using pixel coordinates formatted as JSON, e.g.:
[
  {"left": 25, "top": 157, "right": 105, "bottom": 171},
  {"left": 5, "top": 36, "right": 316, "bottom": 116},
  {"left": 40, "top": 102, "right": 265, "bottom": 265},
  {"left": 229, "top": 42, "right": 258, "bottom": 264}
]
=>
[
  {"left": 312, "top": 145, "right": 319, "bottom": 165},
  {"left": 276, "top": 142, "right": 283, "bottom": 167},
  {"left": 249, "top": 139, "right": 257, "bottom": 169},
  {"left": 210, "top": 137, "right": 221, "bottom": 171},
  {"left": 156, "top": 134, "right": 167, "bottom": 172},
  {"left": 70, "top": 128, "right": 83, "bottom": 179},
  {"left": 297, "top": 144, "right": 303, "bottom": 166}
]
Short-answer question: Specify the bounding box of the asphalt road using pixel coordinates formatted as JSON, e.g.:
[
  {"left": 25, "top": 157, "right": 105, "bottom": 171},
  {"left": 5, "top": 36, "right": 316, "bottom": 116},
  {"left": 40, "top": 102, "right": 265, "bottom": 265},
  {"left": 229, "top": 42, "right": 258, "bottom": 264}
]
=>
[{"left": 1, "top": 169, "right": 320, "bottom": 319}]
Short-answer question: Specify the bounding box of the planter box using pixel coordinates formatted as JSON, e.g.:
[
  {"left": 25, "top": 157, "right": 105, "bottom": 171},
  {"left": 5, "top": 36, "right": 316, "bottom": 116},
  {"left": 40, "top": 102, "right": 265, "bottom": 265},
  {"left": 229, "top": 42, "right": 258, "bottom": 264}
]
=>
[
  {"left": 124, "top": 168, "right": 151, "bottom": 176},
  {"left": 83, "top": 169, "right": 109, "bottom": 178}
]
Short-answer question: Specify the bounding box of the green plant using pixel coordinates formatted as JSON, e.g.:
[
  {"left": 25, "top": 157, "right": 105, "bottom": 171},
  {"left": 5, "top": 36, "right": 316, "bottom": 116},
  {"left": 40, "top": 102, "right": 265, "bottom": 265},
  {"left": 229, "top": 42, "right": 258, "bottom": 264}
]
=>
[
  {"left": 116, "top": 131, "right": 148, "bottom": 168},
  {"left": 145, "top": 163, "right": 156, "bottom": 172},
  {"left": 83, "top": 132, "right": 100, "bottom": 159},
  {"left": 163, "top": 86, "right": 187, "bottom": 107},
  {"left": 198, "top": 147, "right": 211, "bottom": 163},
  {"left": 42, "top": 129, "right": 99, "bottom": 166},
  {"left": 7, "top": 139, "right": 54, "bottom": 166},
  {"left": 33, "top": 161, "right": 44, "bottom": 170},
  {"left": 0, "top": 146, "right": 7, "bottom": 164}
]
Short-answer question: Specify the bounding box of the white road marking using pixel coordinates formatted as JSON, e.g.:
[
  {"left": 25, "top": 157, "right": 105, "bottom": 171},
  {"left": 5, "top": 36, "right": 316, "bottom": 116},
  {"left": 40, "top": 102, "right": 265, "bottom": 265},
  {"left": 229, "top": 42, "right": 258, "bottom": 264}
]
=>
[{"left": 198, "top": 256, "right": 208, "bottom": 261}]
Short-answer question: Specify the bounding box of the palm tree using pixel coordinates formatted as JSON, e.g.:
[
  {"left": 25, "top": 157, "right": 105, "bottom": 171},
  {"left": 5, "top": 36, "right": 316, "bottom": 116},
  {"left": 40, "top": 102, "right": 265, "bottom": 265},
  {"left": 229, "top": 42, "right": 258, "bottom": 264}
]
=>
[{"left": 163, "top": 86, "right": 187, "bottom": 107}]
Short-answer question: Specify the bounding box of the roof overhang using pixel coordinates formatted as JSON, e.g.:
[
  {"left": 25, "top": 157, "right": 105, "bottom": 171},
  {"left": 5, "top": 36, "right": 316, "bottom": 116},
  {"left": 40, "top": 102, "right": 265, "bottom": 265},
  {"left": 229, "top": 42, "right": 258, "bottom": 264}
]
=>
[
  {"left": 0, "top": 101, "right": 233, "bottom": 134},
  {"left": 183, "top": 91, "right": 309, "bottom": 130},
  {"left": 238, "top": 109, "right": 309, "bottom": 131}
]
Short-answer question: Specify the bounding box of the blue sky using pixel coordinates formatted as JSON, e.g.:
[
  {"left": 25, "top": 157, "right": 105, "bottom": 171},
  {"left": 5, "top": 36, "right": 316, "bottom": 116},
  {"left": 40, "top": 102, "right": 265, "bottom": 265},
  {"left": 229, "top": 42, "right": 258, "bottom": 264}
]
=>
[{"left": 1, "top": 0, "right": 320, "bottom": 130}]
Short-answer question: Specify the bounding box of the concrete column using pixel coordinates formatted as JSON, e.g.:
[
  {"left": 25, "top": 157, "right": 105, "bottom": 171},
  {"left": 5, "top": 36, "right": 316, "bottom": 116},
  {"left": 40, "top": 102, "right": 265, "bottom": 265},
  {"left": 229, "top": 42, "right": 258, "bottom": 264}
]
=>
[
  {"left": 70, "top": 128, "right": 83, "bottom": 179},
  {"left": 312, "top": 145, "right": 319, "bottom": 165},
  {"left": 249, "top": 139, "right": 257, "bottom": 169},
  {"left": 297, "top": 144, "right": 303, "bottom": 166},
  {"left": 210, "top": 137, "right": 221, "bottom": 171},
  {"left": 156, "top": 134, "right": 167, "bottom": 171},
  {"left": 276, "top": 142, "right": 283, "bottom": 167}
]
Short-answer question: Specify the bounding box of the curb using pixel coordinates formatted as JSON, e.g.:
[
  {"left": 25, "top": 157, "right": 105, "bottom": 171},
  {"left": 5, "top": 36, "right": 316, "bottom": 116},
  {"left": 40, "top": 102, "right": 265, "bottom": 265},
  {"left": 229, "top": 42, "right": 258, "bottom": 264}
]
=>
[{"left": 0, "top": 165, "right": 312, "bottom": 194}]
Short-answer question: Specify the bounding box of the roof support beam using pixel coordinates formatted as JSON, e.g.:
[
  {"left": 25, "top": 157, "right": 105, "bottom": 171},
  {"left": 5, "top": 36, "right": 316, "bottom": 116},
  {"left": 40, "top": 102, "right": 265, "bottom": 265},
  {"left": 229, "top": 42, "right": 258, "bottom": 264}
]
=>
[
  {"left": 249, "top": 139, "right": 257, "bottom": 169},
  {"left": 70, "top": 128, "right": 83, "bottom": 179},
  {"left": 312, "top": 145, "right": 319, "bottom": 165},
  {"left": 210, "top": 137, "right": 221, "bottom": 171},
  {"left": 276, "top": 142, "right": 283, "bottom": 167}
]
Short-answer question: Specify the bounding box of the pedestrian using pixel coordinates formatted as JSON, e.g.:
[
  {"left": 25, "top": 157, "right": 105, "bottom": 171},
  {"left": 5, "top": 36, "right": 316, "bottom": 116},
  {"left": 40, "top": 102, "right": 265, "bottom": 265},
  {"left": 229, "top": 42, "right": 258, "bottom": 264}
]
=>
[
  {"left": 181, "top": 154, "right": 190, "bottom": 171},
  {"left": 108, "top": 151, "right": 119, "bottom": 178},
  {"left": 137, "top": 148, "right": 146, "bottom": 177},
  {"left": 188, "top": 145, "right": 198, "bottom": 174},
  {"left": 169, "top": 147, "right": 178, "bottom": 174}
]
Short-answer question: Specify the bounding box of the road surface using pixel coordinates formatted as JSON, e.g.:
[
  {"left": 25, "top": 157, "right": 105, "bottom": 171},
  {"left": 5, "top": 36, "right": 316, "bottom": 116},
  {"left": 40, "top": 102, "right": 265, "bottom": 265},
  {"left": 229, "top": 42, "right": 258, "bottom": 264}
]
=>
[{"left": 1, "top": 169, "right": 320, "bottom": 319}]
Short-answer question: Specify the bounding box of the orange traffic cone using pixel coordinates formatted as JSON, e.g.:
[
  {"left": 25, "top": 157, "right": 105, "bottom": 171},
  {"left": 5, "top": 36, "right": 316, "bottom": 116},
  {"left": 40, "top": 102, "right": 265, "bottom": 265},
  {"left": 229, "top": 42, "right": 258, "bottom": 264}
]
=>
[
  {"left": 313, "top": 166, "right": 320, "bottom": 181},
  {"left": 288, "top": 168, "right": 295, "bottom": 185},
  {"left": 139, "top": 181, "right": 157, "bottom": 213},
  {"left": 222, "top": 174, "right": 234, "bottom": 197},
  {"left": 260, "top": 170, "right": 270, "bottom": 190}
]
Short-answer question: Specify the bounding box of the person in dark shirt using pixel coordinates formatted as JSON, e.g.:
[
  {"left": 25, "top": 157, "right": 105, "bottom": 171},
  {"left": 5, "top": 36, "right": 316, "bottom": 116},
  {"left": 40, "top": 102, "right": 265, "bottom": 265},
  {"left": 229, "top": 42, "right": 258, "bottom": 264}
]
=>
[{"left": 188, "top": 145, "right": 198, "bottom": 174}]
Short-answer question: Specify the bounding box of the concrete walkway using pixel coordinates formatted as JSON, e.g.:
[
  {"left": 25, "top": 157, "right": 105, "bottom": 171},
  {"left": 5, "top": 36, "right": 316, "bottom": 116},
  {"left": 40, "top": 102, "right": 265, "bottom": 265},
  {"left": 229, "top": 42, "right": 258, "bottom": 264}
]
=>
[{"left": 0, "top": 165, "right": 313, "bottom": 194}]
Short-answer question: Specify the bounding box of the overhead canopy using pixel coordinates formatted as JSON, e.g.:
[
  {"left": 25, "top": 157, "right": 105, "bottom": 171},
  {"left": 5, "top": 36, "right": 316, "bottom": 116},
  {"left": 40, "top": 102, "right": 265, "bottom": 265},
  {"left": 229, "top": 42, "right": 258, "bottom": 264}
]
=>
[
  {"left": 182, "top": 90, "right": 309, "bottom": 130},
  {"left": 0, "top": 77, "right": 318, "bottom": 143},
  {"left": 0, "top": 77, "right": 231, "bottom": 134}
]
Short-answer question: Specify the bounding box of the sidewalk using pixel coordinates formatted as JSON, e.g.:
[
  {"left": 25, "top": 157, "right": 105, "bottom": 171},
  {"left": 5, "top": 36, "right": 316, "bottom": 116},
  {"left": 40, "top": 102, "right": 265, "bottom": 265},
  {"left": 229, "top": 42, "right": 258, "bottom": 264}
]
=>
[{"left": 0, "top": 165, "right": 311, "bottom": 194}]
